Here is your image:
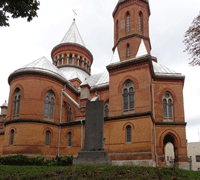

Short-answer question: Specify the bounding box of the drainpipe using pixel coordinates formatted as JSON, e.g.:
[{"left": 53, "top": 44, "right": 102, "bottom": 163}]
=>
[
  {"left": 152, "top": 78, "right": 158, "bottom": 167},
  {"left": 58, "top": 85, "right": 66, "bottom": 157},
  {"left": 81, "top": 120, "right": 83, "bottom": 151}
]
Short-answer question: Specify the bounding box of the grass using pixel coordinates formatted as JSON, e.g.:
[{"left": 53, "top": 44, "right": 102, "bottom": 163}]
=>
[{"left": 0, "top": 165, "right": 200, "bottom": 180}]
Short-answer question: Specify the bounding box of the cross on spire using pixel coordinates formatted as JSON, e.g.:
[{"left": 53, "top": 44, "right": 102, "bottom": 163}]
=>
[{"left": 72, "top": 9, "right": 77, "bottom": 21}]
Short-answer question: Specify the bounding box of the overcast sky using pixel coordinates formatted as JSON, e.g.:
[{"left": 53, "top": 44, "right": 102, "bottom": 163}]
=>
[{"left": 0, "top": 0, "right": 200, "bottom": 142}]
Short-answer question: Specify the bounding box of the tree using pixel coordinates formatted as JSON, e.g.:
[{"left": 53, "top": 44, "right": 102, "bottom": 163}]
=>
[
  {"left": 0, "top": 0, "right": 40, "bottom": 27},
  {"left": 183, "top": 12, "right": 200, "bottom": 66}
]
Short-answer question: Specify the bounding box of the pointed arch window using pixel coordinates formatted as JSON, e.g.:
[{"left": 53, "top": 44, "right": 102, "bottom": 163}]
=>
[
  {"left": 127, "top": 44, "right": 130, "bottom": 57},
  {"left": 116, "top": 20, "right": 119, "bottom": 40},
  {"left": 163, "top": 93, "right": 173, "bottom": 121},
  {"left": 10, "top": 129, "right": 14, "bottom": 145},
  {"left": 45, "top": 130, "right": 50, "bottom": 146},
  {"left": 139, "top": 12, "right": 143, "bottom": 32},
  {"left": 123, "top": 81, "right": 135, "bottom": 112},
  {"left": 104, "top": 101, "right": 109, "bottom": 117},
  {"left": 68, "top": 132, "right": 71, "bottom": 147},
  {"left": 126, "top": 12, "right": 130, "bottom": 32},
  {"left": 44, "top": 91, "right": 55, "bottom": 121},
  {"left": 126, "top": 125, "right": 131, "bottom": 143},
  {"left": 67, "top": 105, "right": 72, "bottom": 122},
  {"left": 13, "top": 88, "right": 21, "bottom": 118}
]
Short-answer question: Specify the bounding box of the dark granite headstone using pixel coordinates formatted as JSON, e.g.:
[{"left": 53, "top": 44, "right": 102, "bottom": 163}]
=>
[
  {"left": 73, "top": 100, "right": 112, "bottom": 165},
  {"left": 84, "top": 100, "right": 104, "bottom": 151}
]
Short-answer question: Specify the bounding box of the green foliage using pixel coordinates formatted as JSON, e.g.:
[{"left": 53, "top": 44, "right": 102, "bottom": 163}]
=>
[
  {"left": 0, "top": 164, "right": 200, "bottom": 180},
  {"left": 0, "top": 0, "right": 40, "bottom": 26},
  {"left": 183, "top": 12, "right": 200, "bottom": 66},
  {"left": 0, "top": 154, "right": 73, "bottom": 166}
]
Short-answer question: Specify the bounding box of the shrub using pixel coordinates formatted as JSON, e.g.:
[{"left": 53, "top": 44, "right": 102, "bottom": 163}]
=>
[{"left": 0, "top": 155, "right": 73, "bottom": 166}]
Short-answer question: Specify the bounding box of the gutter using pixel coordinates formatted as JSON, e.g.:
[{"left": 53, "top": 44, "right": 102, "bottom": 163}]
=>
[
  {"left": 152, "top": 78, "right": 158, "bottom": 167},
  {"left": 58, "top": 85, "right": 66, "bottom": 157}
]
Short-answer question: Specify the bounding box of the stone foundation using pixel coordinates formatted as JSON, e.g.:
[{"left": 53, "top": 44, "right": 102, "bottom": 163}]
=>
[
  {"left": 112, "top": 160, "right": 156, "bottom": 167},
  {"left": 73, "top": 151, "right": 112, "bottom": 165}
]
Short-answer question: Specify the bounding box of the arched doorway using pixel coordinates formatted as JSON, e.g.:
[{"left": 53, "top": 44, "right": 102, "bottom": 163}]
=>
[{"left": 163, "top": 134, "right": 177, "bottom": 166}]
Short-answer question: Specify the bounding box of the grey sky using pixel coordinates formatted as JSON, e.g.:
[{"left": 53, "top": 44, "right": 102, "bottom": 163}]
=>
[{"left": 0, "top": 0, "right": 200, "bottom": 142}]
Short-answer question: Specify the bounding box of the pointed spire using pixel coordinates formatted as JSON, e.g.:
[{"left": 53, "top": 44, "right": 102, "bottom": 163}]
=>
[
  {"left": 60, "top": 21, "right": 86, "bottom": 47},
  {"left": 136, "top": 39, "right": 148, "bottom": 58},
  {"left": 110, "top": 47, "right": 120, "bottom": 64}
]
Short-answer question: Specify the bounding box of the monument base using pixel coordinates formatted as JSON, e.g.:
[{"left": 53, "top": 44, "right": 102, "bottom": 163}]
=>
[{"left": 73, "top": 151, "right": 112, "bottom": 165}]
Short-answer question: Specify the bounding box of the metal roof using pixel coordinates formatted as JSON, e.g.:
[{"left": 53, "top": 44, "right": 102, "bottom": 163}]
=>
[
  {"left": 110, "top": 47, "right": 120, "bottom": 64},
  {"left": 11, "top": 57, "right": 67, "bottom": 81},
  {"left": 59, "top": 67, "right": 89, "bottom": 82},
  {"left": 60, "top": 21, "right": 85, "bottom": 47},
  {"left": 152, "top": 61, "right": 182, "bottom": 76},
  {"left": 136, "top": 39, "right": 148, "bottom": 58},
  {"left": 1, "top": 100, "right": 8, "bottom": 107},
  {"left": 81, "top": 71, "right": 109, "bottom": 88}
]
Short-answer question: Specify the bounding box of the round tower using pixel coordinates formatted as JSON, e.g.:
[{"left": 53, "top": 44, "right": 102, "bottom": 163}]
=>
[
  {"left": 113, "top": 0, "right": 151, "bottom": 61},
  {"left": 51, "top": 20, "right": 93, "bottom": 87}
]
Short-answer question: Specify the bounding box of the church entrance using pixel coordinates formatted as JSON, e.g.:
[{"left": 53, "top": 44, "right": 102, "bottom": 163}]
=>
[{"left": 163, "top": 134, "right": 177, "bottom": 167}]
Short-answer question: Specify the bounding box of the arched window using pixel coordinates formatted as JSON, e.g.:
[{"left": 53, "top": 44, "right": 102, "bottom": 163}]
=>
[
  {"left": 67, "top": 105, "right": 72, "bottom": 122},
  {"left": 44, "top": 91, "right": 55, "bottom": 121},
  {"left": 116, "top": 20, "right": 119, "bottom": 40},
  {"left": 68, "top": 132, "right": 71, "bottom": 147},
  {"left": 45, "top": 130, "right": 50, "bottom": 146},
  {"left": 123, "top": 81, "right": 135, "bottom": 112},
  {"left": 127, "top": 43, "right": 130, "bottom": 57},
  {"left": 126, "top": 12, "right": 130, "bottom": 32},
  {"left": 104, "top": 101, "right": 109, "bottom": 117},
  {"left": 126, "top": 125, "right": 131, "bottom": 143},
  {"left": 13, "top": 88, "right": 21, "bottom": 118},
  {"left": 10, "top": 129, "right": 14, "bottom": 145},
  {"left": 69, "top": 55, "right": 73, "bottom": 64},
  {"left": 163, "top": 92, "right": 173, "bottom": 121},
  {"left": 139, "top": 11, "right": 143, "bottom": 32}
]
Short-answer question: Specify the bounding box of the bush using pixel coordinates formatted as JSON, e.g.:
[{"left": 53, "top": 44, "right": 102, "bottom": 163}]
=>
[{"left": 0, "top": 155, "right": 73, "bottom": 166}]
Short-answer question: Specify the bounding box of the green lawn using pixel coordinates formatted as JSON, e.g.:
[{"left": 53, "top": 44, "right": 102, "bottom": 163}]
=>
[{"left": 0, "top": 165, "right": 199, "bottom": 180}]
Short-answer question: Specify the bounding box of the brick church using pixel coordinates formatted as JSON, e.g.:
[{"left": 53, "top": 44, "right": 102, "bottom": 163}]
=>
[{"left": 0, "top": 0, "right": 188, "bottom": 168}]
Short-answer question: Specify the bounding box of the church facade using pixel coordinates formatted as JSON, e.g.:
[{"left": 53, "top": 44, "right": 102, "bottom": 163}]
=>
[{"left": 0, "top": 0, "right": 188, "bottom": 169}]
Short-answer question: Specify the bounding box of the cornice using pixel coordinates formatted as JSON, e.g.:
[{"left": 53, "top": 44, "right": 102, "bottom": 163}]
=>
[
  {"left": 51, "top": 43, "right": 93, "bottom": 61},
  {"left": 8, "top": 70, "right": 80, "bottom": 95},
  {"left": 4, "top": 119, "right": 85, "bottom": 127},
  {"left": 105, "top": 111, "right": 154, "bottom": 123},
  {"left": 107, "top": 55, "right": 185, "bottom": 81},
  {"left": 113, "top": 33, "right": 151, "bottom": 51},
  {"left": 155, "top": 122, "right": 187, "bottom": 126}
]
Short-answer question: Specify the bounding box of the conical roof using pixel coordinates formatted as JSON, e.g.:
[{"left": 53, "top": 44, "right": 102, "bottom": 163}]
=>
[{"left": 60, "top": 21, "right": 85, "bottom": 47}]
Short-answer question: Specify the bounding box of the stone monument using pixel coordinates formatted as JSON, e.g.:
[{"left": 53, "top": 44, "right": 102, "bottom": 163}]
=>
[{"left": 73, "top": 100, "right": 112, "bottom": 165}]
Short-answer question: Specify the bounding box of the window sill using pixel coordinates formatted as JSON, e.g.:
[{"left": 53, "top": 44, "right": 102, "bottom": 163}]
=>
[
  {"left": 163, "top": 118, "right": 173, "bottom": 122},
  {"left": 123, "top": 109, "right": 135, "bottom": 115}
]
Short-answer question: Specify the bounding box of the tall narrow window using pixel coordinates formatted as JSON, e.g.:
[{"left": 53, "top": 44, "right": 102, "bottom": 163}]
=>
[
  {"left": 126, "top": 12, "right": 130, "bottom": 32},
  {"left": 126, "top": 125, "right": 131, "bottom": 143},
  {"left": 104, "top": 101, "right": 109, "bottom": 117},
  {"left": 127, "top": 44, "right": 130, "bottom": 57},
  {"left": 69, "top": 55, "right": 73, "bottom": 64},
  {"left": 139, "top": 12, "right": 143, "bottom": 32},
  {"left": 123, "top": 81, "right": 135, "bottom": 112},
  {"left": 44, "top": 91, "right": 55, "bottom": 121},
  {"left": 68, "top": 132, "right": 71, "bottom": 147},
  {"left": 45, "top": 131, "right": 50, "bottom": 146},
  {"left": 10, "top": 129, "right": 14, "bottom": 145},
  {"left": 116, "top": 20, "right": 119, "bottom": 40},
  {"left": 13, "top": 88, "right": 21, "bottom": 118},
  {"left": 67, "top": 105, "right": 72, "bottom": 122},
  {"left": 163, "top": 93, "right": 173, "bottom": 121}
]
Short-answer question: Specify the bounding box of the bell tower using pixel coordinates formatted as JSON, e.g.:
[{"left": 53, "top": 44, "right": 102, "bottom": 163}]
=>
[{"left": 113, "top": 0, "right": 151, "bottom": 61}]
